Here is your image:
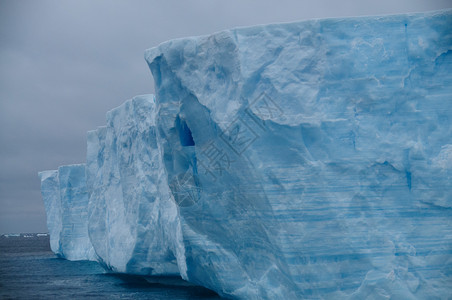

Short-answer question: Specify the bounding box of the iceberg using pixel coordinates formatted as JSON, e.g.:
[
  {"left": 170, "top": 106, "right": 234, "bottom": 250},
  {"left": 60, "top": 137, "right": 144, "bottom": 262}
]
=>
[
  {"left": 39, "top": 10, "right": 452, "bottom": 299},
  {"left": 39, "top": 165, "right": 95, "bottom": 260},
  {"left": 38, "top": 170, "right": 61, "bottom": 255},
  {"left": 85, "top": 95, "right": 185, "bottom": 275}
]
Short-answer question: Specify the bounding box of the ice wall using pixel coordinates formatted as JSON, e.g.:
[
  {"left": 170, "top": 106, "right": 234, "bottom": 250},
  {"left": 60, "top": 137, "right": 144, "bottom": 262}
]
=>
[
  {"left": 38, "top": 170, "right": 61, "bottom": 255},
  {"left": 145, "top": 9, "right": 452, "bottom": 299},
  {"left": 39, "top": 9, "right": 452, "bottom": 300},
  {"left": 86, "top": 95, "right": 185, "bottom": 275},
  {"left": 39, "top": 165, "right": 95, "bottom": 261},
  {"left": 58, "top": 164, "right": 96, "bottom": 260}
]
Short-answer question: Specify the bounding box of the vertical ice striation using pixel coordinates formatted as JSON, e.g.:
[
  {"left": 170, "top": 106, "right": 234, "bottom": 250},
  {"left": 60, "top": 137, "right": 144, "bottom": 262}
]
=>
[
  {"left": 38, "top": 170, "right": 62, "bottom": 255},
  {"left": 57, "top": 164, "right": 96, "bottom": 261},
  {"left": 85, "top": 95, "right": 185, "bottom": 275},
  {"left": 39, "top": 9, "right": 452, "bottom": 300},
  {"left": 39, "top": 165, "right": 95, "bottom": 261}
]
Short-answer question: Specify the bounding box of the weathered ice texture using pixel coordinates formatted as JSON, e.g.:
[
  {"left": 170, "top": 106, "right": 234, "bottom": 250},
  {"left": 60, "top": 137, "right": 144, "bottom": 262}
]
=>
[
  {"left": 86, "top": 95, "right": 185, "bottom": 275},
  {"left": 39, "top": 10, "right": 452, "bottom": 300},
  {"left": 145, "top": 10, "right": 452, "bottom": 299},
  {"left": 39, "top": 165, "right": 95, "bottom": 261}
]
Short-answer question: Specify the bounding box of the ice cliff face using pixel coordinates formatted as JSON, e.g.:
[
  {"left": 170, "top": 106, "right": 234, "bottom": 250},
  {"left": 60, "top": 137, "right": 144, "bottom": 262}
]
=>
[
  {"left": 38, "top": 170, "right": 61, "bottom": 254},
  {"left": 85, "top": 95, "right": 185, "bottom": 275},
  {"left": 39, "top": 165, "right": 95, "bottom": 260},
  {"left": 40, "top": 10, "right": 452, "bottom": 299}
]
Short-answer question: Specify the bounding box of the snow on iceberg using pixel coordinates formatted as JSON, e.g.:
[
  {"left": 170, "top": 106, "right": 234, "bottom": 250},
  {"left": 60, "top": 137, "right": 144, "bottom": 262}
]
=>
[{"left": 40, "top": 10, "right": 452, "bottom": 299}]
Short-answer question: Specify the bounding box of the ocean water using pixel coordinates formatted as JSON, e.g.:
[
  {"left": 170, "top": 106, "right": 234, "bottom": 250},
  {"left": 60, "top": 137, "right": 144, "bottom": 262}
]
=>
[{"left": 0, "top": 235, "right": 220, "bottom": 299}]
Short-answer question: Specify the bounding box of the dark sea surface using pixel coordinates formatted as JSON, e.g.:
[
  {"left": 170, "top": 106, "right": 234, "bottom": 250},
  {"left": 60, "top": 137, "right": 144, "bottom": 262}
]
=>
[{"left": 0, "top": 235, "right": 221, "bottom": 299}]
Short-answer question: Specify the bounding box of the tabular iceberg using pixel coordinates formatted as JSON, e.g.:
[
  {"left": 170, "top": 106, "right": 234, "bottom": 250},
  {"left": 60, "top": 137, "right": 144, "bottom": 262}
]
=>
[
  {"left": 40, "top": 10, "right": 452, "bottom": 299},
  {"left": 39, "top": 164, "right": 95, "bottom": 261}
]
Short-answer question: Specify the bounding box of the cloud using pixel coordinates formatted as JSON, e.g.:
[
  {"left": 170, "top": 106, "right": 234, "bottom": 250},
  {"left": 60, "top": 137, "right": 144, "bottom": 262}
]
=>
[{"left": 1, "top": 0, "right": 450, "bottom": 233}]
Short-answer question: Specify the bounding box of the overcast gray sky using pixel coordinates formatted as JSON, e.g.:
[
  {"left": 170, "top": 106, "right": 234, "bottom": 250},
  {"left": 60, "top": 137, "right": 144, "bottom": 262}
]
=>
[{"left": 1, "top": 0, "right": 450, "bottom": 234}]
